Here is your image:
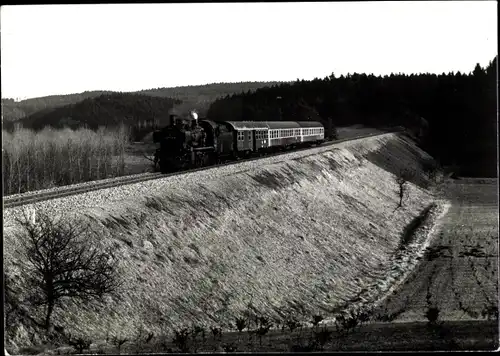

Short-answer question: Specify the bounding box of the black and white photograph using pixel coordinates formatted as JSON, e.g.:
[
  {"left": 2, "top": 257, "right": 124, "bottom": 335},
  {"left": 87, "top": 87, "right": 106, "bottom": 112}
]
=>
[{"left": 1, "top": 1, "right": 498, "bottom": 354}]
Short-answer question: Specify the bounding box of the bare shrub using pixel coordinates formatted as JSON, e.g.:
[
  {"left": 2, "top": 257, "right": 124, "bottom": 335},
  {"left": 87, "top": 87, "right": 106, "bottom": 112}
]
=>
[
  {"left": 222, "top": 342, "right": 238, "bottom": 352},
  {"left": 313, "top": 325, "right": 333, "bottom": 351},
  {"left": 481, "top": 305, "right": 498, "bottom": 321},
  {"left": 68, "top": 336, "right": 92, "bottom": 354},
  {"left": 15, "top": 210, "right": 121, "bottom": 330},
  {"left": 286, "top": 317, "right": 301, "bottom": 333},
  {"left": 235, "top": 316, "right": 247, "bottom": 333},
  {"left": 425, "top": 307, "right": 440, "bottom": 325},
  {"left": 112, "top": 336, "right": 128, "bottom": 354},
  {"left": 172, "top": 328, "right": 190, "bottom": 353},
  {"left": 335, "top": 309, "right": 361, "bottom": 335},
  {"left": 255, "top": 316, "right": 272, "bottom": 346},
  {"left": 394, "top": 168, "right": 416, "bottom": 210},
  {"left": 311, "top": 314, "right": 324, "bottom": 330},
  {"left": 422, "top": 158, "right": 442, "bottom": 183},
  {"left": 211, "top": 326, "right": 222, "bottom": 341}
]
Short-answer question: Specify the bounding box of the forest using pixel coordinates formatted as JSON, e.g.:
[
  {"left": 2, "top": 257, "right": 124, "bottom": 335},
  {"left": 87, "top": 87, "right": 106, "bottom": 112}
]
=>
[
  {"left": 207, "top": 57, "right": 498, "bottom": 177},
  {"left": 1, "top": 81, "right": 285, "bottom": 123}
]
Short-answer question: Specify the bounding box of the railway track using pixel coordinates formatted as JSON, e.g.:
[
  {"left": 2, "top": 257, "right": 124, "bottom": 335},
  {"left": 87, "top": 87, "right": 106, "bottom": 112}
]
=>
[{"left": 3, "top": 130, "right": 403, "bottom": 209}]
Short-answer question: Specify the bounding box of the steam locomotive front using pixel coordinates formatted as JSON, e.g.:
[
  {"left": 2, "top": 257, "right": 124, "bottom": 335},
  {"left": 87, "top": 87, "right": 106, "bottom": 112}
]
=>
[{"left": 153, "top": 112, "right": 207, "bottom": 172}]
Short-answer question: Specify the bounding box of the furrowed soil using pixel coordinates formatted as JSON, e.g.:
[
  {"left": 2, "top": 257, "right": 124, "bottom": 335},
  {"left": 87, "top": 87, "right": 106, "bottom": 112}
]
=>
[{"left": 5, "top": 133, "right": 484, "bottom": 354}]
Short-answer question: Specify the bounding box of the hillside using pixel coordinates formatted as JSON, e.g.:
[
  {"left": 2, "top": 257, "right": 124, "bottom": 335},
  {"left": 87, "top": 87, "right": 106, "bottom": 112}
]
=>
[
  {"left": 1, "top": 82, "right": 285, "bottom": 124},
  {"left": 2, "top": 93, "right": 181, "bottom": 132},
  {"left": 1, "top": 91, "right": 115, "bottom": 123},
  {"left": 4, "top": 133, "right": 445, "bottom": 352}
]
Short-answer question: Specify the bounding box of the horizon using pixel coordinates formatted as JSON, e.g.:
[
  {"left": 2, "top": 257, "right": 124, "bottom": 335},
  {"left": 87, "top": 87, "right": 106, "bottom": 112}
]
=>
[{"left": 1, "top": 2, "right": 497, "bottom": 100}]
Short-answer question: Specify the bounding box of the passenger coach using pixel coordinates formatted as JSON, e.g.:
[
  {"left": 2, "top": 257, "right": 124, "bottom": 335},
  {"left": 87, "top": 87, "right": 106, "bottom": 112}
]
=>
[{"left": 224, "top": 121, "right": 325, "bottom": 156}]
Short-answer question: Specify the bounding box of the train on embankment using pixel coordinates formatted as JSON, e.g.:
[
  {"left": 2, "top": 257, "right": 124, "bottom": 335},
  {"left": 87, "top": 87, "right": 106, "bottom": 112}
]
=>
[{"left": 152, "top": 111, "right": 338, "bottom": 173}]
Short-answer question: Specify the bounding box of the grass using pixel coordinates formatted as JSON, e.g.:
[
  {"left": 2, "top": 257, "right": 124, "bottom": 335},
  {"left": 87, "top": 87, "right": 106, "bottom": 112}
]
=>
[{"left": 6, "top": 133, "right": 495, "bottom": 353}]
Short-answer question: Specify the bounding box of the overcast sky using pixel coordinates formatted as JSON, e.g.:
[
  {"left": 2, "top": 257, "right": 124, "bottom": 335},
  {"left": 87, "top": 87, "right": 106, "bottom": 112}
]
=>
[{"left": 1, "top": 2, "right": 497, "bottom": 100}]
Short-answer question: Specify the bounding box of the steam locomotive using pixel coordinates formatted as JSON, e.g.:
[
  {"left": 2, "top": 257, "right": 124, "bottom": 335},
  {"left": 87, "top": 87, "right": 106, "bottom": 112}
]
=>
[{"left": 153, "top": 111, "right": 335, "bottom": 173}]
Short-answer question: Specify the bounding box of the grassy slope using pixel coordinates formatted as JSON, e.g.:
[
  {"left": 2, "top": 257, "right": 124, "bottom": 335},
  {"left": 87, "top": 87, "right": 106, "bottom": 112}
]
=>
[{"left": 4, "top": 133, "right": 440, "bottom": 351}]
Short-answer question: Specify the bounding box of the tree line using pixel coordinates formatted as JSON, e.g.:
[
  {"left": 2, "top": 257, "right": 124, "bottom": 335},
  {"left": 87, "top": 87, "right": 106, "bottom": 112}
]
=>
[
  {"left": 207, "top": 57, "right": 497, "bottom": 177},
  {"left": 2, "top": 126, "right": 129, "bottom": 195}
]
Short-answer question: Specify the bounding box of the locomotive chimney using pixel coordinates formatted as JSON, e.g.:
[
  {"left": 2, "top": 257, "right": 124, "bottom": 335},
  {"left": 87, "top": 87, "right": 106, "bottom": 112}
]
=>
[
  {"left": 190, "top": 110, "right": 198, "bottom": 124},
  {"left": 169, "top": 114, "right": 177, "bottom": 126}
]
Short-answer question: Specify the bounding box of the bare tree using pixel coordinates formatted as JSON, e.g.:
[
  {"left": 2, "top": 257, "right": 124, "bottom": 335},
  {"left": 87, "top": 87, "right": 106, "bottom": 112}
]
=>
[
  {"left": 15, "top": 210, "right": 121, "bottom": 330},
  {"left": 394, "top": 169, "right": 416, "bottom": 210}
]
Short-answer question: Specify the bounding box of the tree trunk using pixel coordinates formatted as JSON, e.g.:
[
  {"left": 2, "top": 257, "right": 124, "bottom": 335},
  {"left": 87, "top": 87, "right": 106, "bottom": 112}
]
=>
[{"left": 45, "top": 301, "right": 54, "bottom": 330}]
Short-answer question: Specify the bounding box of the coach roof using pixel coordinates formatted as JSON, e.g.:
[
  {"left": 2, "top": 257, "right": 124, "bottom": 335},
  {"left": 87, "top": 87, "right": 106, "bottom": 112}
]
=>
[
  {"left": 296, "top": 121, "right": 324, "bottom": 128},
  {"left": 224, "top": 121, "right": 307, "bottom": 131}
]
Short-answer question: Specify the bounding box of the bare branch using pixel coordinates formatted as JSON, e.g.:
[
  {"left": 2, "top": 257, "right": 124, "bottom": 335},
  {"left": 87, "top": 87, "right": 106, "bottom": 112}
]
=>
[{"left": 15, "top": 211, "right": 121, "bottom": 329}]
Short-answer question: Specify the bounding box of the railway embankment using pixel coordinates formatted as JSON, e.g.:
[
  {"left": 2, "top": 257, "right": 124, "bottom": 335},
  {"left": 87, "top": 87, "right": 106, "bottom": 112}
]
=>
[{"left": 4, "top": 133, "right": 448, "bottom": 351}]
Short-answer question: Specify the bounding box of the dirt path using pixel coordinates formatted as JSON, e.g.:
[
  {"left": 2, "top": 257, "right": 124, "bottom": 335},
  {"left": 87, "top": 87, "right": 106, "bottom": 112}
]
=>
[{"left": 373, "top": 178, "right": 498, "bottom": 322}]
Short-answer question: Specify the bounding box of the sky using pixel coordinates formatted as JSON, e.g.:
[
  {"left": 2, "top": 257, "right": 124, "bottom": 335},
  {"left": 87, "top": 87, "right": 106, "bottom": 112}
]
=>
[{"left": 0, "top": 2, "right": 497, "bottom": 100}]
